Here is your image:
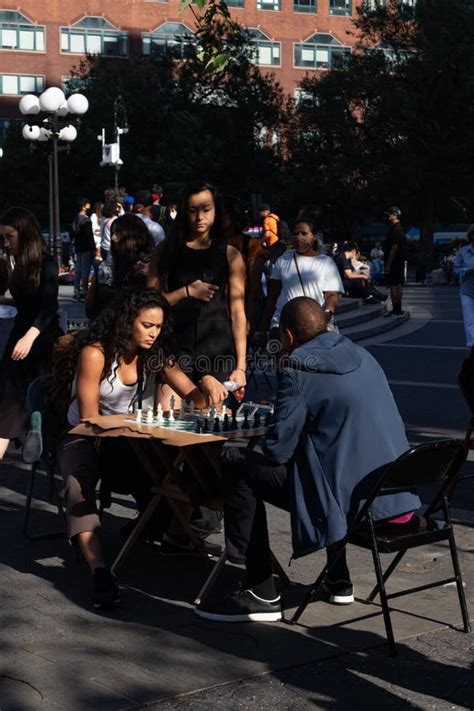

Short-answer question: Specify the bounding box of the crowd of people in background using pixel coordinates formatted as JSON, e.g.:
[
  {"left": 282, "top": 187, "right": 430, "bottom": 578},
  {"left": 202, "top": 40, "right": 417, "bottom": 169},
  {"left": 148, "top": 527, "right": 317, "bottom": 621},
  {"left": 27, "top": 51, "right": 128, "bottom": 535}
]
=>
[{"left": 1, "top": 184, "right": 471, "bottom": 610}]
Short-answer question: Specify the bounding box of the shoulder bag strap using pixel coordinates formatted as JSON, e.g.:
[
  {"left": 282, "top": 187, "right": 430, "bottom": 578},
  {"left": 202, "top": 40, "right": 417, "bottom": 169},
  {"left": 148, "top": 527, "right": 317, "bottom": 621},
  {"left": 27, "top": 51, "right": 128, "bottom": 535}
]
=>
[{"left": 293, "top": 252, "right": 307, "bottom": 297}]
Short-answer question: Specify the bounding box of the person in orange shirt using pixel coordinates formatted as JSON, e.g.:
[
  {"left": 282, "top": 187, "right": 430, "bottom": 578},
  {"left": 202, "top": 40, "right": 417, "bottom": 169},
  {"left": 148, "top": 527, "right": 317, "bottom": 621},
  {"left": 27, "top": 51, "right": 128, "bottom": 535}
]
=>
[{"left": 260, "top": 204, "right": 279, "bottom": 248}]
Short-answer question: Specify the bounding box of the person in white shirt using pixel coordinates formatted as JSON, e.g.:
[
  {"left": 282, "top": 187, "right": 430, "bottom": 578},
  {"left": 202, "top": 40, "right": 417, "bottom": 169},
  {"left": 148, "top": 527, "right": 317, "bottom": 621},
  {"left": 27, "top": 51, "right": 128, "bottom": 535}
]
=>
[
  {"left": 259, "top": 219, "right": 343, "bottom": 340},
  {"left": 134, "top": 190, "right": 165, "bottom": 247}
]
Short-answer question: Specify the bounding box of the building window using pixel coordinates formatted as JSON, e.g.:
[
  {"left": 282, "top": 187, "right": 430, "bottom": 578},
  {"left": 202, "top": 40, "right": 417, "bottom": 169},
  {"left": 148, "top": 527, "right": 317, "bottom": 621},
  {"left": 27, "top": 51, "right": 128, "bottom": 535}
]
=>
[
  {"left": 0, "top": 74, "right": 43, "bottom": 95},
  {"left": 294, "top": 33, "right": 350, "bottom": 69},
  {"left": 365, "top": 0, "right": 416, "bottom": 8},
  {"left": 329, "top": 0, "right": 352, "bottom": 15},
  {"left": 0, "top": 11, "right": 45, "bottom": 51},
  {"left": 226, "top": 0, "right": 245, "bottom": 6},
  {"left": 142, "top": 22, "right": 195, "bottom": 58},
  {"left": 61, "top": 17, "right": 128, "bottom": 57},
  {"left": 294, "top": 0, "right": 317, "bottom": 13},
  {"left": 294, "top": 88, "right": 317, "bottom": 106},
  {"left": 247, "top": 29, "right": 280, "bottom": 66},
  {"left": 257, "top": 0, "right": 281, "bottom": 11}
]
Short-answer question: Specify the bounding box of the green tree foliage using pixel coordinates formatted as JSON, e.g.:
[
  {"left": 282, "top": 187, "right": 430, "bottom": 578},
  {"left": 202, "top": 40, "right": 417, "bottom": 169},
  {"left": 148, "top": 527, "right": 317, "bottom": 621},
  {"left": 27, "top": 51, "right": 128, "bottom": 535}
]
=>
[
  {"left": 288, "top": 0, "right": 474, "bottom": 261},
  {"left": 0, "top": 12, "right": 285, "bottom": 226}
]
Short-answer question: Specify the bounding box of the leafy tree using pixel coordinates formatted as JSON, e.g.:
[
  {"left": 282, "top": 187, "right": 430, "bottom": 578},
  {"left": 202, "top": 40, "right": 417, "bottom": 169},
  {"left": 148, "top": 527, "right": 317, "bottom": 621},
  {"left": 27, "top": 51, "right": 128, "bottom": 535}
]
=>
[
  {"left": 0, "top": 11, "right": 285, "bottom": 226},
  {"left": 288, "top": 0, "right": 474, "bottom": 263}
]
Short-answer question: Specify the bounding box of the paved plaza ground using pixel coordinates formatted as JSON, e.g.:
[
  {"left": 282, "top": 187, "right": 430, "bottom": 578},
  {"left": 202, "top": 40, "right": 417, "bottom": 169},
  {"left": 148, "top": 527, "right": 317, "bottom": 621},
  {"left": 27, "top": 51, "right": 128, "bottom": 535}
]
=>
[{"left": 0, "top": 284, "right": 473, "bottom": 710}]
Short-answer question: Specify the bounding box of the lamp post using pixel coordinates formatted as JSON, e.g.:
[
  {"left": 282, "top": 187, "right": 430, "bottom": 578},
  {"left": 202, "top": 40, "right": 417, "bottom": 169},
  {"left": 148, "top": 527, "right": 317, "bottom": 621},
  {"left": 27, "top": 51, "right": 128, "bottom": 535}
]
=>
[
  {"left": 19, "top": 87, "right": 89, "bottom": 267},
  {"left": 98, "top": 94, "right": 128, "bottom": 190}
]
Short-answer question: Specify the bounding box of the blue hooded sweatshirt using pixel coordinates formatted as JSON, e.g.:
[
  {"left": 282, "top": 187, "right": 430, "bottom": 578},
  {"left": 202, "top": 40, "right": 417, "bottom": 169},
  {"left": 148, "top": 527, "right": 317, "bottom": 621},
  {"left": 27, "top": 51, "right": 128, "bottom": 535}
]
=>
[{"left": 262, "top": 332, "right": 421, "bottom": 559}]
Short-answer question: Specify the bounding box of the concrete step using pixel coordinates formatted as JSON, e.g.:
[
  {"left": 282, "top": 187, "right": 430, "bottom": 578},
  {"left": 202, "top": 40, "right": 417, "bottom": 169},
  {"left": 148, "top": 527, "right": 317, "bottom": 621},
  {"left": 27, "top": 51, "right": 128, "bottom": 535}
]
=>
[
  {"left": 337, "top": 302, "right": 386, "bottom": 328},
  {"left": 336, "top": 298, "right": 361, "bottom": 314},
  {"left": 341, "top": 311, "right": 410, "bottom": 341}
]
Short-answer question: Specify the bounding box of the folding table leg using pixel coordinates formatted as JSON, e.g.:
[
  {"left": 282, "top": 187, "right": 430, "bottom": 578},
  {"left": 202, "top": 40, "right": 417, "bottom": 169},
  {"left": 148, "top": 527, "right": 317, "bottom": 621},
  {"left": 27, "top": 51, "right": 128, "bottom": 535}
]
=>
[
  {"left": 111, "top": 493, "right": 162, "bottom": 573},
  {"left": 194, "top": 551, "right": 228, "bottom": 605}
]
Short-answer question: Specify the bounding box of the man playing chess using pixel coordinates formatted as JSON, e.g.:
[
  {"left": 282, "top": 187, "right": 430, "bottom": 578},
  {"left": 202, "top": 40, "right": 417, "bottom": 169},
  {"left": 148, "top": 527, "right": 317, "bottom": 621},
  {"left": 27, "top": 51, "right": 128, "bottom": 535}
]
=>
[{"left": 195, "top": 297, "right": 420, "bottom": 622}]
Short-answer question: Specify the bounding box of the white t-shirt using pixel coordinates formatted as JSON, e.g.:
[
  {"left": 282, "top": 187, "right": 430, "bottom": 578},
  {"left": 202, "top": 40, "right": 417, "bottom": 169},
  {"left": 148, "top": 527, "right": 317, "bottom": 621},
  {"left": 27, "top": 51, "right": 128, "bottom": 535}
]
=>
[{"left": 270, "top": 251, "right": 343, "bottom": 327}]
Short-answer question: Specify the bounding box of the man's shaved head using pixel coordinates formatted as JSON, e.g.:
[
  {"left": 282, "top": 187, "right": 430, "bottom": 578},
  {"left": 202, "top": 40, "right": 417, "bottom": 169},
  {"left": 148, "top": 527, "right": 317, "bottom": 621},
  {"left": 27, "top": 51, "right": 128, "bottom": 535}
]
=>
[{"left": 279, "top": 297, "right": 327, "bottom": 347}]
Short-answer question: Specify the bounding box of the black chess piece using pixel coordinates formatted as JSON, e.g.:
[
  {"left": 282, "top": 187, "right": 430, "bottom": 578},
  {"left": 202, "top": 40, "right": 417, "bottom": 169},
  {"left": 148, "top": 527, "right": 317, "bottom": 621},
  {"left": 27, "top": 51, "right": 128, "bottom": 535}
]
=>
[
  {"left": 253, "top": 412, "right": 261, "bottom": 428},
  {"left": 223, "top": 414, "right": 230, "bottom": 432},
  {"left": 231, "top": 413, "right": 238, "bottom": 430},
  {"left": 242, "top": 411, "right": 250, "bottom": 430},
  {"left": 265, "top": 411, "right": 272, "bottom": 427},
  {"left": 203, "top": 417, "right": 209, "bottom": 432},
  {"left": 194, "top": 418, "right": 202, "bottom": 434},
  {"left": 213, "top": 417, "right": 221, "bottom": 433}
]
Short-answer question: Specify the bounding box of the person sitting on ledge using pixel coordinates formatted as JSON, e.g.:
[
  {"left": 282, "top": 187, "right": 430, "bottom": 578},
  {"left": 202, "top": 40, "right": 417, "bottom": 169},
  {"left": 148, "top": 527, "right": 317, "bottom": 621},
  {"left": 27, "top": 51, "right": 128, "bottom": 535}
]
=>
[{"left": 195, "top": 296, "right": 420, "bottom": 623}]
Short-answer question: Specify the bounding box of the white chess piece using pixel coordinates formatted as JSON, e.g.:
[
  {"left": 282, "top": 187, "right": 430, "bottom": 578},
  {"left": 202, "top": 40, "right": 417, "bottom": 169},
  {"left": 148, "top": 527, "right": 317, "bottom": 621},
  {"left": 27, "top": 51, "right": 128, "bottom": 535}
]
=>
[
  {"left": 209, "top": 404, "right": 216, "bottom": 421},
  {"left": 146, "top": 407, "right": 154, "bottom": 423},
  {"left": 135, "top": 408, "right": 142, "bottom": 423},
  {"left": 156, "top": 403, "right": 163, "bottom": 424}
]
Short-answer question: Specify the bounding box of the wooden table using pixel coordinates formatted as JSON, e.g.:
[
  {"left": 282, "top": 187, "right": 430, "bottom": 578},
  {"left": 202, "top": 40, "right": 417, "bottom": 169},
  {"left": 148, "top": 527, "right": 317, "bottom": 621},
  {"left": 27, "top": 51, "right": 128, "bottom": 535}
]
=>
[{"left": 69, "top": 414, "right": 289, "bottom": 600}]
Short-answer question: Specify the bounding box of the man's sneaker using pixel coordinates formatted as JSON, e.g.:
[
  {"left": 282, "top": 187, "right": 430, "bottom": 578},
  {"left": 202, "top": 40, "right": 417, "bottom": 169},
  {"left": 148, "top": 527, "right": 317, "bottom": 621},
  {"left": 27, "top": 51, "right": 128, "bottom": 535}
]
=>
[
  {"left": 159, "top": 533, "right": 222, "bottom": 558},
  {"left": 324, "top": 579, "right": 354, "bottom": 605},
  {"left": 92, "top": 567, "right": 120, "bottom": 609},
  {"left": 190, "top": 507, "right": 224, "bottom": 537},
  {"left": 195, "top": 589, "right": 282, "bottom": 622},
  {"left": 364, "top": 295, "right": 379, "bottom": 305}
]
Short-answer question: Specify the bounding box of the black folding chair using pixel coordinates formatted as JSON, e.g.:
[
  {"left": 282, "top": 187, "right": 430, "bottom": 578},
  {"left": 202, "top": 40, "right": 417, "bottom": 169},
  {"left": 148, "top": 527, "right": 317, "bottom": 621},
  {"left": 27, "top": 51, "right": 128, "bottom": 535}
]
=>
[
  {"left": 23, "top": 375, "right": 67, "bottom": 540},
  {"left": 290, "top": 440, "right": 471, "bottom": 656}
]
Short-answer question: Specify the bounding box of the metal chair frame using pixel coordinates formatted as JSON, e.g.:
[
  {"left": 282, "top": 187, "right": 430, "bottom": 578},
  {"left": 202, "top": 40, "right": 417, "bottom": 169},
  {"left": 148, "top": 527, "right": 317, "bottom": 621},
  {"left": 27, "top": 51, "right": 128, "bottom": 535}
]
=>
[{"left": 290, "top": 440, "right": 471, "bottom": 656}]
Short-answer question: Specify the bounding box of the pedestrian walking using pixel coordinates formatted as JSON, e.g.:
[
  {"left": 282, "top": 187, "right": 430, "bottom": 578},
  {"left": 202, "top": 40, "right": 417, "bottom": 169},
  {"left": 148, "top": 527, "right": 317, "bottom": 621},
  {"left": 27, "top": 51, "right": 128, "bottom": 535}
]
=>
[
  {"left": 72, "top": 198, "right": 95, "bottom": 301},
  {"left": 384, "top": 206, "right": 407, "bottom": 317},
  {"left": 0, "top": 207, "right": 62, "bottom": 459}
]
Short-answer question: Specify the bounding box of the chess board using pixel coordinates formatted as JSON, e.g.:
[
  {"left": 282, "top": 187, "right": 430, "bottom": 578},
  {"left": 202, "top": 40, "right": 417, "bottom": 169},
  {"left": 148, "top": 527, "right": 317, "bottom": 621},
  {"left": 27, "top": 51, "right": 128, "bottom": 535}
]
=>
[{"left": 125, "top": 405, "right": 270, "bottom": 438}]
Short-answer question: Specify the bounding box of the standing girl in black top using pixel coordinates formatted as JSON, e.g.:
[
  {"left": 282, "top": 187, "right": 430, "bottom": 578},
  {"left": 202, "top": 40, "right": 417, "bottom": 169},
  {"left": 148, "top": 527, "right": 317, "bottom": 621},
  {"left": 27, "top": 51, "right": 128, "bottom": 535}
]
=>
[
  {"left": 149, "top": 182, "right": 246, "bottom": 405},
  {"left": 0, "top": 207, "right": 62, "bottom": 458}
]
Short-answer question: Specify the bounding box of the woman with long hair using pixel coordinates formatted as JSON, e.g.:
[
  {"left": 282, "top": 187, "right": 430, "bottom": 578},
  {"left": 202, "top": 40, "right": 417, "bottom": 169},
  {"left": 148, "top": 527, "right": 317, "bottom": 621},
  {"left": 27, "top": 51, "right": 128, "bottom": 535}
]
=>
[
  {"left": 86, "top": 213, "right": 154, "bottom": 319},
  {"left": 0, "top": 207, "right": 62, "bottom": 459},
  {"left": 148, "top": 181, "right": 247, "bottom": 405},
  {"left": 57, "top": 287, "right": 226, "bottom": 608}
]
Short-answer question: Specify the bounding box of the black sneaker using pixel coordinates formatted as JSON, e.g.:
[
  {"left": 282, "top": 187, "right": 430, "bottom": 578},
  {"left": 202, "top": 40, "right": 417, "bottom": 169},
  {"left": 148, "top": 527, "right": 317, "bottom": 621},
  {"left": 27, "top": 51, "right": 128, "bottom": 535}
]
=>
[
  {"left": 364, "top": 295, "right": 379, "bottom": 305},
  {"left": 324, "top": 579, "right": 354, "bottom": 605},
  {"left": 195, "top": 589, "right": 282, "bottom": 622},
  {"left": 92, "top": 567, "right": 120, "bottom": 609}
]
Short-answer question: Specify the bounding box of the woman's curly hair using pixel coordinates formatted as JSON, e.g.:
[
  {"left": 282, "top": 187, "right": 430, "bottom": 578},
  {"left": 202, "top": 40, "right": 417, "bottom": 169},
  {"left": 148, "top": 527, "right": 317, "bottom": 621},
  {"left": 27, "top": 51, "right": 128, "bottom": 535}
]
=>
[{"left": 73, "top": 288, "right": 175, "bottom": 384}]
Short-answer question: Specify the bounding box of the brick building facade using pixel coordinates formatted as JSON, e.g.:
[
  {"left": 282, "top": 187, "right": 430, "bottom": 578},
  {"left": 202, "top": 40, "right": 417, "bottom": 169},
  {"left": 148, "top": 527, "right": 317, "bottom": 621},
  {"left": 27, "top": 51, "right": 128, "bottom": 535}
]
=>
[{"left": 0, "top": 0, "right": 361, "bottom": 126}]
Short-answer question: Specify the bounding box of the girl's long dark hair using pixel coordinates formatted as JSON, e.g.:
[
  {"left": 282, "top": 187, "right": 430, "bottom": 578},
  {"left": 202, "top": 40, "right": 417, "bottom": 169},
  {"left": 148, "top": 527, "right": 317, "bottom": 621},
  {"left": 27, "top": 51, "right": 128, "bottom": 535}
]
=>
[
  {"left": 110, "top": 213, "right": 154, "bottom": 289},
  {"left": 73, "top": 288, "right": 175, "bottom": 384},
  {"left": 0, "top": 207, "right": 45, "bottom": 291},
  {"left": 154, "top": 181, "right": 224, "bottom": 287}
]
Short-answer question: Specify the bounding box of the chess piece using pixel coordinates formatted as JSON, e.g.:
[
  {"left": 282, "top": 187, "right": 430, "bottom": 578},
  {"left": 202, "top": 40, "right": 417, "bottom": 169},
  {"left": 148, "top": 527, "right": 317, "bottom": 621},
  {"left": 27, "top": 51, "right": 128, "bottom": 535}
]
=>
[
  {"left": 179, "top": 400, "right": 186, "bottom": 419},
  {"left": 223, "top": 414, "right": 230, "bottom": 432},
  {"left": 194, "top": 418, "right": 202, "bottom": 434},
  {"left": 209, "top": 404, "right": 216, "bottom": 421},
  {"left": 146, "top": 407, "right": 154, "bottom": 424},
  {"left": 189, "top": 402, "right": 195, "bottom": 417},
  {"left": 253, "top": 412, "right": 261, "bottom": 428},
  {"left": 156, "top": 403, "right": 164, "bottom": 424},
  {"left": 242, "top": 411, "right": 250, "bottom": 429},
  {"left": 213, "top": 417, "right": 220, "bottom": 433},
  {"left": 169, "top": 395, "right": 175, "bottom": 422},
  {"left": 203, "top": 417, "right": 209, "bottom": 432},
  {"left": 231, "top": 413, "right": 238, "bottom": 430},
  {"left": 265, "top": 410, "right": 272, "bottom": 427},
  {"left": 135, "top": 408, "right": 142, "bottom": 423}
]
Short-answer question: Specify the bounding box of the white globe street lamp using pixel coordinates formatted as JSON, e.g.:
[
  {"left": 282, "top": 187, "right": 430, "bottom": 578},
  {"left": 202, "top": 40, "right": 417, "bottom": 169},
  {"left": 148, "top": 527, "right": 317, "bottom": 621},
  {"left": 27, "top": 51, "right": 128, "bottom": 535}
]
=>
[{"left": 19, "top": 87, "right": 89, "bottom": 264}]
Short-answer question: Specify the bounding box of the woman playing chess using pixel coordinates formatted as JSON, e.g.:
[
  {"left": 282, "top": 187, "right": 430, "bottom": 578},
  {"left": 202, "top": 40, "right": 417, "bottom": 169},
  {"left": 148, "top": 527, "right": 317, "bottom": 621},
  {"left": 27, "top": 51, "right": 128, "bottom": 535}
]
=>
[{"left": 56, "top": 288, "right": 227, "bottom": 609}]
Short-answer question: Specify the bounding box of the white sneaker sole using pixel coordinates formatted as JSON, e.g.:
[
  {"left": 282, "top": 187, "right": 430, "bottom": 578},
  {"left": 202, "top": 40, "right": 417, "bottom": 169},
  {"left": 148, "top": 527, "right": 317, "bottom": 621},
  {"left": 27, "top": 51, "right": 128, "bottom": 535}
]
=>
[
  {"left": 194, "top": 608, "right": 282, "bottom": 622},
  {"left": 329, "top": 593, "right": 354, "bottom": 605}
]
